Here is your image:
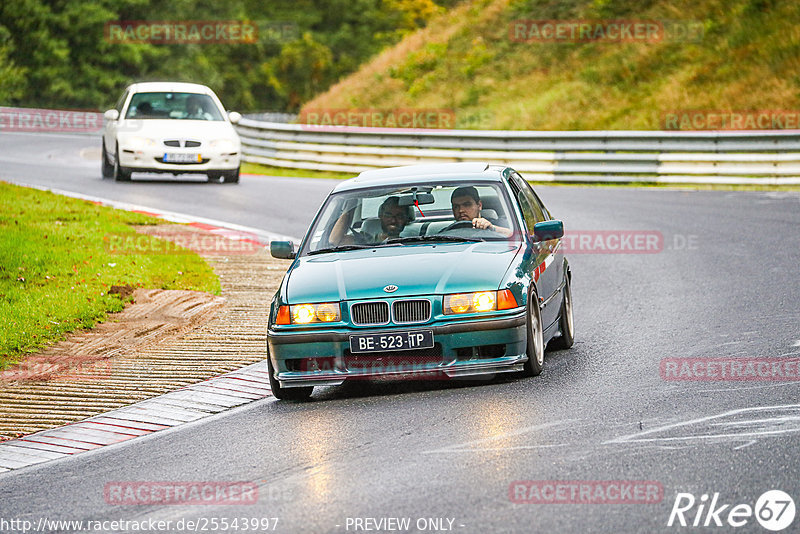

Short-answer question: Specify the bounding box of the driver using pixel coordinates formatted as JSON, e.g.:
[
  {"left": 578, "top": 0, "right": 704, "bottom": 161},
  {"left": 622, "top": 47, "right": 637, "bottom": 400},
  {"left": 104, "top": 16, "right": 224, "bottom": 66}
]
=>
[
  {"left": 186, "top": 95, "right": 210, "bottom": 120},
  {"left": 449, "top": 186, "right": 512, "bottom": 237}
]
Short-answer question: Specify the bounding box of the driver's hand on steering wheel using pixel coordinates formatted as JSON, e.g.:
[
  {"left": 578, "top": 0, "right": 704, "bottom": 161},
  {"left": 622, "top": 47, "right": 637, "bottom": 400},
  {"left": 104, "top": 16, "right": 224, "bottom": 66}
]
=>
[{"left": 472, "top": 217, "right": 493, "bottom": 231}]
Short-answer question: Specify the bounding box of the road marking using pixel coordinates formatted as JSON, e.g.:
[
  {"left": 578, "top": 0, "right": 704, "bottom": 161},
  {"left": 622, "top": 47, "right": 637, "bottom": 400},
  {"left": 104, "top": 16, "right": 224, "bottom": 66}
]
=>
[{"left": 606, "top": 404, "right": 800, "bottom": 445}]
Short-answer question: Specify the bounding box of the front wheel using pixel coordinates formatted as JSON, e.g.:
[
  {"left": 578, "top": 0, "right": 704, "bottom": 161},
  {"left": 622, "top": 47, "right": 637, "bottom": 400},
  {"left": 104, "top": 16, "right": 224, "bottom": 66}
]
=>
[
  {"left": 549, "top": 273, "right": 574, "bottom": 350},
  {"left": 113, "top": 145, "right": 131, "bottom": 182},
  {"left": 223, "top": 166, "right": 240, "bottom": 183},
  {"left": 267, "top": 357, "right": 313, "bottom": 401},
  {"left": 101, "top": 142, "right": 113, "bottom": 178},
  {"left": 521, "top": 292, "right": 545, "bottom": 377}
]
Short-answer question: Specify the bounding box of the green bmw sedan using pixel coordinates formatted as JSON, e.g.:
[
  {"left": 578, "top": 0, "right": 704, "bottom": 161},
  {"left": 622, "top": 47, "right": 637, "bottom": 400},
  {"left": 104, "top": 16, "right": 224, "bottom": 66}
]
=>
[{"left": 267, "top": 162, "right": 573, "bottom": 400}]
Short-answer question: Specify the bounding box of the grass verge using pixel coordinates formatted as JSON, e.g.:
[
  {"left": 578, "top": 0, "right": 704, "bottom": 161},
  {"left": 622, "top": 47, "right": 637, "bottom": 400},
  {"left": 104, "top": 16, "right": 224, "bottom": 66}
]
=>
[
  {"left": 0, "top": 181, "right": 221, "bottom": 368},
  {"left": 242, "top": 162, "right": 354, "bottom": 180}
]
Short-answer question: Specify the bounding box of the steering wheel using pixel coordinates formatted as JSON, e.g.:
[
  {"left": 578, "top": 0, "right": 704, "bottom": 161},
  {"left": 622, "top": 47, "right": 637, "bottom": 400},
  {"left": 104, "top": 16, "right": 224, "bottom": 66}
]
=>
[{"left": 438, "top": 220, "right": 475, "bottom": 233}]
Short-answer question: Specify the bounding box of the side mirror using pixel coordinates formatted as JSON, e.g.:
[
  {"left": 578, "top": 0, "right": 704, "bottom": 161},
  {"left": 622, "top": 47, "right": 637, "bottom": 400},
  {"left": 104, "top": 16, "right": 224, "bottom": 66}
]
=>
[
  {"left": 533, "top": 220, "right": 564, "bottom": 241},
  {"left": 270, "top": 240, "right": 296, "bottom": 259},
  {"left": 228, "top": 111, "right": 242, "bottom": 124},
  {"left": 104, "top": 109, "right": 119, "bottom": 121}
]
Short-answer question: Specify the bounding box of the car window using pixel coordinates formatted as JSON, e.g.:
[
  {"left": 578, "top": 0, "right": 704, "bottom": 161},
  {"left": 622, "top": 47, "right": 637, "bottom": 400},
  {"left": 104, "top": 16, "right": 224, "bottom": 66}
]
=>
[
  {"left": 509, "top": 172, "right": 545, "bottom": 233},
  {"left": 300, "top": 181, "right": 520, "bottom": 255},
  {"left": 124, "top": 92, "right": 224, "bottom": 120}
]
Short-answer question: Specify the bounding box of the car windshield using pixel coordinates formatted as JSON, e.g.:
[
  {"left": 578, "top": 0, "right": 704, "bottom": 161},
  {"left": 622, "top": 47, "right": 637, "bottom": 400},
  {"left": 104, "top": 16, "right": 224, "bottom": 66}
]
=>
[
  {"left": 124, "top": 92, "right": 224, "bottom": 120},
  {"left": 300, "top": 181, "right": 520, "bottom": 256}
]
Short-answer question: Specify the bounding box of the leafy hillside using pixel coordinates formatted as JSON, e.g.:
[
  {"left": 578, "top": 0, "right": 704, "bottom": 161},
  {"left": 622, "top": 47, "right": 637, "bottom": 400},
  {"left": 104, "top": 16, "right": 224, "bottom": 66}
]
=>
[
  {"left": 300, "top": 0, "right": 800, "bottom": 130},
  {"left": 0, "top": 0, "right": 449, "bottom": 112}
]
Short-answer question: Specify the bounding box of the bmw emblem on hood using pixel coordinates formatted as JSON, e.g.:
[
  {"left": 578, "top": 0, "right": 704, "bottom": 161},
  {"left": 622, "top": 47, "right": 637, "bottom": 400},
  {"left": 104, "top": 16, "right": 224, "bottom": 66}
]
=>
[{"left": 383, "top": 285, "right": 398, "bottom": 293}]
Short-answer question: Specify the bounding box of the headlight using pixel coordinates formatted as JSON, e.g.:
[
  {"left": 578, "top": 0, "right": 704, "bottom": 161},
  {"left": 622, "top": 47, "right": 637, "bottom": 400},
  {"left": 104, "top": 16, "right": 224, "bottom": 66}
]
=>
[
  {"left": 443, "top": 290, "right": 518, "bottom": 315},
  {"left": 276, "top": 303, "right": 340, "bottom": 325},
  {"left": 210, "top": 139, "right": 237, "bottom": 151},
  {"left": 124, "top": 136, "right": 157, "bottom": 148}
]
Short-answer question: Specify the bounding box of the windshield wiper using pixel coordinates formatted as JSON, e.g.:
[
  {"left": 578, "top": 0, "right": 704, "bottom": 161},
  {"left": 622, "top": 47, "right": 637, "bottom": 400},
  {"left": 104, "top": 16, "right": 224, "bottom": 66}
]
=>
[
  {"left": 384, "top": 235, "right": 484, "bottom": 244},
  {"left": 307, "top": 244, "right": 376, "bottom": 255}
]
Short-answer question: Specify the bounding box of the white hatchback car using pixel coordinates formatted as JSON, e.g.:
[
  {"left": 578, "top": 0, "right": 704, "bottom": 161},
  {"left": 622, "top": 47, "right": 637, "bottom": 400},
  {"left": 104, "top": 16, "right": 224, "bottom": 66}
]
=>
[{"left": 102, "top": 82, "right": 242, "bottom": 183}]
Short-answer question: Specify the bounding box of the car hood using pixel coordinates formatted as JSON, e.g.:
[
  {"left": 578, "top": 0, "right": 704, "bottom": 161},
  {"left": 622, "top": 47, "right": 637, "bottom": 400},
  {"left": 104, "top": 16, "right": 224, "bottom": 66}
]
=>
[
  {"left": 117, "top": 119, "right": 239, "bottom": 142},
  {"left": 285, "top": 242, "right": 522, "bottom": 303}
]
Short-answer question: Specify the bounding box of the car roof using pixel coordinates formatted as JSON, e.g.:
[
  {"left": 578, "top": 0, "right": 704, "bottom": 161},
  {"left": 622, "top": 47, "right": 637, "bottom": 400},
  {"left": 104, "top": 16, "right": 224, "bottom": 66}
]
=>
[
  {"left": 333, "top": 162, "right": 510, "bottom": 192},
  {"left": 125, "top": 82, "right": 216, "bottom": 95}
]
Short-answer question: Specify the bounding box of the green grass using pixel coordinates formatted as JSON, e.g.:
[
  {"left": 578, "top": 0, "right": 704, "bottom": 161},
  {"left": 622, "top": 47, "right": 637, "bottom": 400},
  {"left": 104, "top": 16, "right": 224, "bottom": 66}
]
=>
[
  {"left": 0, "top": 182, "right": 221, "bottom": 368},
  {"left": 302, "top": 0, "right": 800, "bottom": 131},
  {"left": 242, "top": 161, "right": 354, "bottom": 180}
]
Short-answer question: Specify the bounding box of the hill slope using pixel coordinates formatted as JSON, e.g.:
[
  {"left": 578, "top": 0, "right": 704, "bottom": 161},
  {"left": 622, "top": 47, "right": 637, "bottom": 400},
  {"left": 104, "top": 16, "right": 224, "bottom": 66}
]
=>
[{"left": 300, "top": 0, "right": 800, "bottom": 130}]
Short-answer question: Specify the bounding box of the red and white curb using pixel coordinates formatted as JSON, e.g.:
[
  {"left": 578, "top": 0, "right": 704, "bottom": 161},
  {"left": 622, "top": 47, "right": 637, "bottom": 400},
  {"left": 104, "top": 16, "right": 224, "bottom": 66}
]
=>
[
  {"left": 15, "top": 183, "right": 302, "bottom": 245},
  {"left": 0, "top": 361, "right": 271, "bottom": 472},
  {"left": 0, "top": 186, "right": 298, "bottom": 473}
]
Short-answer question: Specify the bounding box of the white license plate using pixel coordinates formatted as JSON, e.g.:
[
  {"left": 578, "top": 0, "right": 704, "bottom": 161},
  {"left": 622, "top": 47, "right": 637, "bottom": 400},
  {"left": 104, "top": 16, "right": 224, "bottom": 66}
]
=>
[
  {"left": 349, "top": 330, "right": 434, "bottom": 353},
  {"left": 163, "top": 153, "right": 201, "bottom": 163}
]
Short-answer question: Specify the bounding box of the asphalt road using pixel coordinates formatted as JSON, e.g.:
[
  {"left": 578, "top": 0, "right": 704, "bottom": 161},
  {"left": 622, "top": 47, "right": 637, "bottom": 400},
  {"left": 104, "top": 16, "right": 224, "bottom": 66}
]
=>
[{"left": 2, "top": 132, "right": 800, "bottom": 533}]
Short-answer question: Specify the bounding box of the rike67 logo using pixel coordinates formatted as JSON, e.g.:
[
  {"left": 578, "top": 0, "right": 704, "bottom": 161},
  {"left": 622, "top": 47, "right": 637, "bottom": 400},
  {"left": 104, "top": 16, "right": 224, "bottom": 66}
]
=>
[{"left": 668, "top": 490, "right": 796, "bottom": 531}]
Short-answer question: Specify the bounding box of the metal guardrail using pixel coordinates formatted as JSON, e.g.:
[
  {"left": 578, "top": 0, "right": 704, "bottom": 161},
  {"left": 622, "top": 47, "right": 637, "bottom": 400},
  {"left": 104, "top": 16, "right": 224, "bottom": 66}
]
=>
[{"left": 236, "top": 119, "right": 800, "bottom": 184}]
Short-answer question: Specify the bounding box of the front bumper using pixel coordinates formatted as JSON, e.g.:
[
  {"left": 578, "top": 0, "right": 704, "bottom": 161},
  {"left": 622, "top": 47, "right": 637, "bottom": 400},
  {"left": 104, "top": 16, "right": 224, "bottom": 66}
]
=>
[
  {"left": 118, "top": 145, "right": 240, "bottom": 172},
  {"left": 267, "top": 310, "right": 528, "bottom": 388}
]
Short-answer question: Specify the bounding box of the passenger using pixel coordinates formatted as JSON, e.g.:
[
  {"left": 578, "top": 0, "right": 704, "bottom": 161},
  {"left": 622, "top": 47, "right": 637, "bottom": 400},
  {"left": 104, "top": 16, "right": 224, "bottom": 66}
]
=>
[
  {"left": 135, "top": 101, "right": 153, "bottom": 118},
  {"left": 449, "top": 186, "right": 513, "bottom": 237},
  {"left": 372, "top": 196, "right": 410, "bottom": 241},
  {"left": 329, "top": 196, "right": 410, "bottom": 246}
]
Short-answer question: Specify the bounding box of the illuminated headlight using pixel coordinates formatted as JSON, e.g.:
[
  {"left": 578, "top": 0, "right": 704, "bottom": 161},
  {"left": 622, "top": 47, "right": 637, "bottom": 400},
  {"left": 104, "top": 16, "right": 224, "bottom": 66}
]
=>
[
  {"left": 276, "top": 303, "right": 340, "bottom": 325},
  {"left": 124, "top": 136, "right": 157, "bottom": 148},
  {"left": 443, "top": 290, "right": 518, "bottom": 315},
  {"left": 210, "top": 139, "right": 237, "bottom": 152}
]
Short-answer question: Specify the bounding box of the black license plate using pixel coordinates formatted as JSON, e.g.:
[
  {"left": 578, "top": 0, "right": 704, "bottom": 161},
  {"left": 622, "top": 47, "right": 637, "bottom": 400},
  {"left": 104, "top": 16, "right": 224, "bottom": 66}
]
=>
[{"left": 349, "top": 330, "right": 434, "bottom": 354}]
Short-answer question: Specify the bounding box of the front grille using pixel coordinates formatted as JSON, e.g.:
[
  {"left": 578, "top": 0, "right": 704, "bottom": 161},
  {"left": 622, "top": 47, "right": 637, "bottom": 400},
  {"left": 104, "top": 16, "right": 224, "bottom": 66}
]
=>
[
  {"left": 392, "top": 299, "right": 431, "bottom": 324},
  {"left": 163, "top": 139, "right": 202, "bottom": 147},
  {"left": 351, "top": 302, "right": 389, "bottom": 325}
]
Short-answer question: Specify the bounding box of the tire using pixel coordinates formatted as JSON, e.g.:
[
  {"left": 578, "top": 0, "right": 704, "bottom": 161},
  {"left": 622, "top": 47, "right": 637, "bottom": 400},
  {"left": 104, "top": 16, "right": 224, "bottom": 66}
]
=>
[
  {"left": 550, "top": 273, "right": 574, "bottom": 350},
  {"left": 113, "top": 145, "right": 131, "bottom": 182},
  {"left": 101, "top": 142, "right": 113, "bottom": 178},
  {"left": 521, "top": 290, "right": 545, "bottom": 377},
  {"left": 267, "top": 356, "right": 313, "bottom": 401},
  {"left": 223, "top": 166, "right": 240, "bottom": 184}
]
